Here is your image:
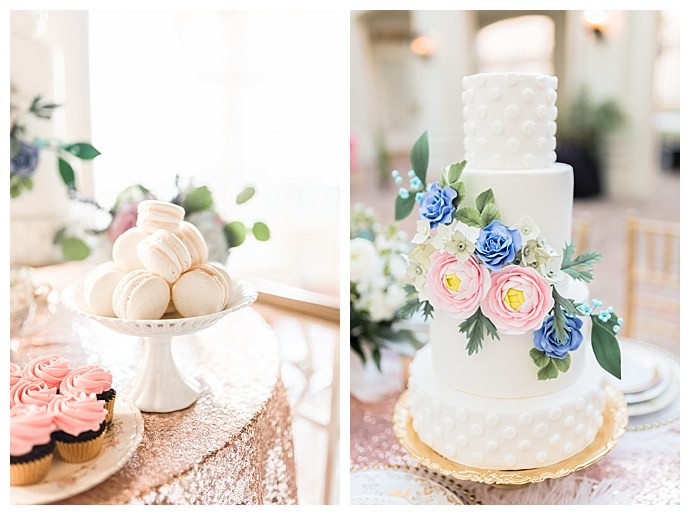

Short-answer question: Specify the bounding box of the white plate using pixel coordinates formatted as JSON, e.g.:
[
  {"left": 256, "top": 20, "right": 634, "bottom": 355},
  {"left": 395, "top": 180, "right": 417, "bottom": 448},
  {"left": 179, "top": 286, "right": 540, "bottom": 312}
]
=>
[
  {"left": 350, "top": 468, "right": 464, "bottom": 505},
  {"left": 617, "top": 345, "right": 660, "bottom": 394},
  {"left": 624, "top": 361, "right": 672, "bottom": 404},
  {"left": 11, "top": 397, "right": 144, "bottom": 505}
]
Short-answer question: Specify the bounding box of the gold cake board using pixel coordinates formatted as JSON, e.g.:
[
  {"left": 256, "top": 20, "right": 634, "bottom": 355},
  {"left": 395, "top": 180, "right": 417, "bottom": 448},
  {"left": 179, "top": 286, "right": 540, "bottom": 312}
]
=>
[{"left": 393, "top": 383, "right": 628, "bottom": 487}]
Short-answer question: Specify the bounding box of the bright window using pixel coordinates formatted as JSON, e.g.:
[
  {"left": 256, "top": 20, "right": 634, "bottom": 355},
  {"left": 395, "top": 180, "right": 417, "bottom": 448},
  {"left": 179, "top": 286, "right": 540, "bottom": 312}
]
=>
[{"left": 88, "top": 11, "right": 342, "bottom": 296}]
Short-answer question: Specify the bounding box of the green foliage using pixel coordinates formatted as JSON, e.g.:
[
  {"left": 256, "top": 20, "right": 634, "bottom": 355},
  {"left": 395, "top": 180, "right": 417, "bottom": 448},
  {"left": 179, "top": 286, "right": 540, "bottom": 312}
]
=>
[
  {"left": 236, "top": 186, "right": 256, "bottom": 205},
  {"left": 551, "top": 287, "right": 579, "bottom": 343},
  {"left": 456, "top": 188, "right": 500, "bottom": 228},
  {"left": 560, "top": 242, "right": 601, "bottom": 282},
  {"left": 559, "top": 87, "right": 625, "bottom": 151},
  {"left": 224, "top": 221, "right": 247, "bottom": 248},
  {"left": 591, "top": 314, "right": 622, "bottom": 379},
  {"left": 181, "top": 185, "right": 214, "bottom": 214},
  {"left": 395, "top": 194, "right": 416, "bottom": 221},
  {"left": 410, "top": 131, "right": 429, "bottom": 184},
  {"left": 252, "top": 221, "right": 270, "bottom": 241},
  {"left": 62, "top": 143, "right": 101, "bottom": 160},
  {"left": 530, "top": 348, "right": 571, "bottom": 380},
  {"left": 459, "top": 308, "right": 499, "bottom": 355},
  {"left": 57, "top": 156, "right": 76, "bottom": 191}
]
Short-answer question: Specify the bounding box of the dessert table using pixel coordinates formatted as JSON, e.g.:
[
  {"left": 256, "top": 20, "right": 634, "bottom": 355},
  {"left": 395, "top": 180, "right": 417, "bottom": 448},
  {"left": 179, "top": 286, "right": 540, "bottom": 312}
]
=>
[
  {"left": 10, "top": 268, "right": 298, "bottom": 505},
  {"left": 350, "top": 380, "right": 680, "bottom": 505}
]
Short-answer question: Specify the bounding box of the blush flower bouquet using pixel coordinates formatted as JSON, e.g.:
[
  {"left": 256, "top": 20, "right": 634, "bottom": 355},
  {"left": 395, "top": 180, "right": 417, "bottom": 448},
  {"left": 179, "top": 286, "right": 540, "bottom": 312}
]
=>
[
  {"left": 393, "top": 132, "right": 622, "bottom": 381},
  {"left": 350, "top": 203, "right": 423, "bottom": 370}
]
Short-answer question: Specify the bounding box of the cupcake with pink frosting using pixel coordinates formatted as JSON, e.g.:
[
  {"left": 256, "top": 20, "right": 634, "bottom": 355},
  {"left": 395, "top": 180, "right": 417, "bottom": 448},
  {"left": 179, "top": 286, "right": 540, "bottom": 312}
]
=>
[
  {"left": 22, "top": 354, "right": 72, "bottom": 392},
  {"left": 10, "top": 363, "right": 22, "bottom": 388},
  {"left": 10, "top": 377, "right": 57, "bottom": 409},
  {"left": 48, "top": 392, "right": 107, "bottom": 463},
  {"left": 10, "top": 404, "right": 56, "bottom": 485},
  {"left": 60, "top": 364, "right": 116, "bottom": 424}
]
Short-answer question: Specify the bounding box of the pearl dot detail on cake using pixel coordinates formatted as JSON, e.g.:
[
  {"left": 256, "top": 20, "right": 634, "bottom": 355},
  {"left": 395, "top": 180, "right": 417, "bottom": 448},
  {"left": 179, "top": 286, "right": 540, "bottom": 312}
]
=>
[
  {"left": 486, "top": 413, "right": 500, "bottom": 427},
  {"left": 534, "top": 423, "right": 548, "bottom": 438},
  {"left": 519, "top": 412, "right": 533, "bottom": 426},
  {"left": 536, "top": 451, "right": 548, "bottom": 464},
  {"left": 519, "top": 440, "right": 533, "bottom": 451},
  {"left": 507, "top": 138, "right": 520, "bottom": 153},
  {"left": 537, "top": 105, "right": 548, "bottom": 119},
  {"left": 522, "top": 87, "right": 535, "bottom": 103},
  {"left": 456, "top": 434, "right": 468, "bottom": 447},
  {"left": 538, "top": 137, "right": 549, "bottom": 150},
  {"left": 506, "top": 73, "right": 519, "bottom": 86},
  {"left": 550, "top": 434, "right": 562, "bottom": 447},
  {"left": 442, "top": 416, "right": 455, "bottom": 431},
  {"left": 443, "top": 444, "right": 457, "bottom": 458},
  {"left": 575, "top": 423, "right": 585, "bottom": 436},
  {"left": 536, "top": 75, "right": 546, "bottom": 88},
  {"left": 547, "top": 89, "right": 557, "bottom": 103},
  {"left": 503, "top": 426, "right": 517, "bottom": 440},
  {"left": 470, "top": 424, "right": 484, "bottom": 437},
  {"left": 485, "top": 440, "right": 499, "bottom": 452},
  {"left": 548, "top": 121, "right": 557, "bottom": 136},
  {"left": 476, "top": 105, "right": 488, "bottom": 119},
  {"left": 549, "top": 407, "right": 562, "bottom": 420},
  {"left": 489, "top": 87, "right": 502, "bottom": 102},
  {"left": 504, "top": 454, "right": 517, "bottom": 467},
  {"left": 505, "top": 104, "right": 521, "bottom": 120},
  {"left": 563, "top": 443, "right": 575, "bottom": 455},
  {"left": 563, "top": 415, "right": 575, "bottom": 428},
  {"left": 471, "top": 451, "right": 484, "bottom": 464},
  {"left": 456, "top": 409, "right": 468, "bottom": 422},
  {"left": 492, "top": 121, "right": 505, "bottom": 136},
  {"left": 522, "top": 120, "right": 536, "bottom": 136},
  {"left": 523, "top": 154, "right": 535, "bottom": 167}
]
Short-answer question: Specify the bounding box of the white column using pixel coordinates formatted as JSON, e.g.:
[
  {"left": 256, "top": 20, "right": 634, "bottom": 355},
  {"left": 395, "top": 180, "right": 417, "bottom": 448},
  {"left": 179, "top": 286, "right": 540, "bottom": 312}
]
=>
[{"left": 409, "top": 11, "right": 474, "bottom": 179}]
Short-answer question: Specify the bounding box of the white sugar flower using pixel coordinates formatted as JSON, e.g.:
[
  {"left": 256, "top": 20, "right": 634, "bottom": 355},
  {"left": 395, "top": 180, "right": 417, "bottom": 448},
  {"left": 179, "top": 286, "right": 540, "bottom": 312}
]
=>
[
  {"left": 514, "top": 216, "right": 540, "bottom": 242},
  {"left": 411, "top": 220, "right": 431, "bottom": 244},
  {"left": 350, "top": 238, "right": 379, "bottom": 282},
  {"left": 429, "top": 220, "right": 457, "bottom": 249},
  {"left": 404, "top": 243, "right": 436, "bottom": 301},
  {"left": 443, "top": 230, "right": 475, "bottom": 262}
]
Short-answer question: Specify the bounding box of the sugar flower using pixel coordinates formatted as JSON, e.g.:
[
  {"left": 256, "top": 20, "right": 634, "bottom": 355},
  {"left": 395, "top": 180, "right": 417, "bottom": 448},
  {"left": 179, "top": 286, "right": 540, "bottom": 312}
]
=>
[
  {"left": 481, "top": 265, "right": 554, "bottom": 334},
  {"left": 411, "top": 220, "right": 431, "bottom": 244},
  {"left": 474, "top": 220, "right": 522, "bottom": 271},
  {"left": 513, "top": 216, "right": 540, "bottom": 241},
  {"left": 419, "top": 183, "right": 457, "bottom": 229},
  {"left": 426, "top": 252, "right": 490, "bottom": 318},
  {"left": 533, "top": 311, "right": 584, "bottom": 359}
]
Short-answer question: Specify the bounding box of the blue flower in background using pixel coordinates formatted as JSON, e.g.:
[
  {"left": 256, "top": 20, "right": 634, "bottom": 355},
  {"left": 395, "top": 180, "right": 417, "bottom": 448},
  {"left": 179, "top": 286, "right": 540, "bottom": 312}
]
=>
[
  {"left": 419, "top": 182, "right": 457, "bottom": 229},
  {"left": 10, "top": 140, "right": 40, "bottom": 178},
  {"left": 474, "top": 220, "right": 522, "bottom": 271},
  {"left": 533, "top": 311, "right": 584, "bottom": 360}
]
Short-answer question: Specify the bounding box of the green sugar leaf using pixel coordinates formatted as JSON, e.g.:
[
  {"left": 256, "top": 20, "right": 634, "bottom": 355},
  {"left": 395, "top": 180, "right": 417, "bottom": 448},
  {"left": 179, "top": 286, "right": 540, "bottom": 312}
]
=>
[
  {"left": 537, "top": 361, "right": 559, "bottom": 380},
  {"left": 554, "top": 353, "right": 572, "bottom": 373},
  {"left": 395, "top": 194, "right": 416, "bottom": 221},
  {"left": 561, "top": 242, "right": 602, "bottom": 283},
  {"left": 459, "top": 308, "right": 499, "bottom": 355},
  {"left": 447, "top": 160, "right": 467, "bottom": 185},
  {"left": 252, "top": 221, "right": 270, "bottom": 241},
  {"left": 59, "top": 236, "right": 91, "bottom": 261},
  {"left": 591, "top": 316, "right": 622, "bottom": 379},
  {"left": 410, "top": 131, "right": 429, "bottom": 184},
  {"left": 63, "top": 143, "right": 101, "bottom": 160},
  {"left": 529, "top": 347, "right": 550, "bottom": 368},
  {"left": 456, "top": 206, "right": 482, "bottom": 227},
  {"left": 479, "top": 202, "right": 501, "bottom": 227},
  {"left": 57, "top": 157, "right": 76, "bottom": 191},
  {"left": 475, "top": 188, "right": 496, "bottom": 212},
  {"left": 183, "top": 185, "right": 213, "bottom": 213}
]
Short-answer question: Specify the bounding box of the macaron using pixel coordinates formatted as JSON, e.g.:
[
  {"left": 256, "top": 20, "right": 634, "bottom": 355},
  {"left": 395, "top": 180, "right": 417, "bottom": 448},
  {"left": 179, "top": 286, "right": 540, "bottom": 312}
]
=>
[
  {"left": 137, "top": 229, "right": 192, "bottom": 283},
  {"left": 176, "top": 221, "right": 209, "bottom": 266},
  {"left": 172, "top": 264, "right": 229, "bottom": 318},
  {"left": 112, "top": 227, "right": 147, "bottom": 271},
  {"left": 112, "top": 270, "right": 171, "bottom": 320},
  {"left": 84, "top": 261, "right": 126, "bottom": 317},
  {"left": 136, "top": 200, "right": 185, "bottom": 234},
  {"left": 206, "top": 261, "right": 233, "bottom": 309}
]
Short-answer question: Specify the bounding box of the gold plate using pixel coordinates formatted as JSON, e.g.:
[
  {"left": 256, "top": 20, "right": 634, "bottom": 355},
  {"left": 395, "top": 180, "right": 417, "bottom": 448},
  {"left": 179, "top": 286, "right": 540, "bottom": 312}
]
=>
[{"left": 393, "top": 383, "right": 628, "bottom": 486}]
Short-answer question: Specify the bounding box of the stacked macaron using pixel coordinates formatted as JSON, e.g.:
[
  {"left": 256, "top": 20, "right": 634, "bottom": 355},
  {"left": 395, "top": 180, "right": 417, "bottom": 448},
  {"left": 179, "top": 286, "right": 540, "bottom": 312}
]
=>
[
  {"left": 9, "top": 355, "right": 115, "bottom": 485},
  {"left": 84, "top": 200, "right": 233, "bottom": 320}
]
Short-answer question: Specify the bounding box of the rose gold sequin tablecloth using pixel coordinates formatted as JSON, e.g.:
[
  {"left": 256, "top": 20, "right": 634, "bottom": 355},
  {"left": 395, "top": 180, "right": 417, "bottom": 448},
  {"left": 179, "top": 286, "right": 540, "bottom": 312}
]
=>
[
  {"left": 350, "top": 391, "right": 680, "bottom": 505},
  {"left": 12, "top": 306, "right": 297, "bottom": 505}
]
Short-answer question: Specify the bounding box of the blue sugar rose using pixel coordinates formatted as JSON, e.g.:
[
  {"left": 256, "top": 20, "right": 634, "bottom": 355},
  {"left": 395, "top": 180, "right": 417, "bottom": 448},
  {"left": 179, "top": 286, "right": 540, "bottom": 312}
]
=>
[
  {"left": 419, "top": 183, "right": 457, "bottom": 229},
  {"left": 10, "top": 141, "right": 40, "bottom": 178},
  {"left": 533, "top": 311, "right": 584, "bottom": 360},
  {"left": 474, "top": 220, "right": 522, "bottom": 271}
]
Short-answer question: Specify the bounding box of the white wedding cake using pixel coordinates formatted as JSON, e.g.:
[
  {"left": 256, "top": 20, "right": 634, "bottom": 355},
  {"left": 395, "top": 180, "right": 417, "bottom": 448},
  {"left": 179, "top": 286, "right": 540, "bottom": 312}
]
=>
[{"left": 402, "top": 73, "right": 621, "bottom": 471}]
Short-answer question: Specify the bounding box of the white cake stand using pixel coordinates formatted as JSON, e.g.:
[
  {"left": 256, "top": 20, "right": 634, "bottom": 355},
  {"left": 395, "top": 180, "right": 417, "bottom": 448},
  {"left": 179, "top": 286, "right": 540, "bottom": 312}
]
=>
[{"left": 62, "top": 279, "right": 258, "bottom": 413}]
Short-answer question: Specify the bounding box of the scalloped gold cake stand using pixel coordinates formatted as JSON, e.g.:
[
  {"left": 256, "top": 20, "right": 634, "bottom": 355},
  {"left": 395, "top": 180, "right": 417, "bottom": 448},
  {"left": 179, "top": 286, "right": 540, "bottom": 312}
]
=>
[{"left": 393, "top": 383, "right": 628, "bottom": 487}]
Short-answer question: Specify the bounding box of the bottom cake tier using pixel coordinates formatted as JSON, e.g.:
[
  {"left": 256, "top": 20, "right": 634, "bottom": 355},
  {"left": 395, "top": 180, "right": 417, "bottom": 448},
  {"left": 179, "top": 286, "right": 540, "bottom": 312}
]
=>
[{"left": 407, "top": 346, "right": 607, "bottom": 470}]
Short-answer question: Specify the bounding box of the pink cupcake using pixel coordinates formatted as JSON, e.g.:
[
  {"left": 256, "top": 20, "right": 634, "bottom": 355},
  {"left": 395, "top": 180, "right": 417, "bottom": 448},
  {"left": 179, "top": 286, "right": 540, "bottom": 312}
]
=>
[
  {"left": 22, "top": 354, "right": 72, "bottom": 392},
  {"left": 10, "top": 377, "right": 57, "bottom": 409},
  {"left": 10, "top": 363, "right": 22, "bottom": 388},
  {"left": 60, "top": 365, "right": 116, "bottom": 424},
  {"left": 48, "top": 392, "right": 107, "bottom": 463},
  {"left": 10, "top": 404, "right": 56, "bottom": 485}
]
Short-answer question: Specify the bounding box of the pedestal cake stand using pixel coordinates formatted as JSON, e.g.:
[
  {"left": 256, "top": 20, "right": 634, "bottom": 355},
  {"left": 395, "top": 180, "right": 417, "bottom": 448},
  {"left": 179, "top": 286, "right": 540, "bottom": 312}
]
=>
[{"left": 62, "top": 279, "right": 258, "bottom": 413}]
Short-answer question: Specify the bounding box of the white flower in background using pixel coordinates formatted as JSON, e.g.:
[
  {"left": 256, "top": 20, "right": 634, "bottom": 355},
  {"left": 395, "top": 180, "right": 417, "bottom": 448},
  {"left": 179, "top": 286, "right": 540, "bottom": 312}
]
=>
[
  {"left": 388, "top": 253, "right": 407, "bottom": 280},
  {"left": 404, "top": 243, "right": 436, "bottom": 301},
  {"left": 514, "top": 216, "right": 540, "bottom": 242},
  {"left": 411, "top": 220, "right": 431, "bottom": 244},
  {"left": 350, "top": 237, "right": 379, "bottom": 282}
]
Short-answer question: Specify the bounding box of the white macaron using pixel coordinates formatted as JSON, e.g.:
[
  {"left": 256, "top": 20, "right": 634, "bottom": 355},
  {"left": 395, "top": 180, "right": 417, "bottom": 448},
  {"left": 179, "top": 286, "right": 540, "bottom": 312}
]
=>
[
  {"left": 112, "top": 270, "right": 170, "bottom": 320},
  {"left": 136, "top": 200, "right": 185, "bottom": 234},
  {"left": 176, "top": 221, "right": 209, "bottom": 266},
  {"left": 84, "top": 261, "right": 126, "bottom": 317},
  {"left": 172, "top": 264, "right": 229, "bottom": 318},
  {"left": 137, "top": 229, "right": 192, "bottom": 283},
  {"left": 112, "top": 227, "right": 147, "bottom": 271}
]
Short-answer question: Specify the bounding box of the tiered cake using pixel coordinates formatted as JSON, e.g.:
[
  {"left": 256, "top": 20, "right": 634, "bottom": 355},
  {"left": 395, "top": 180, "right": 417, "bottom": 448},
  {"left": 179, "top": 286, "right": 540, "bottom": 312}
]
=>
[{"left": 405, "top": 73, "right": 611, "bottom": 471}]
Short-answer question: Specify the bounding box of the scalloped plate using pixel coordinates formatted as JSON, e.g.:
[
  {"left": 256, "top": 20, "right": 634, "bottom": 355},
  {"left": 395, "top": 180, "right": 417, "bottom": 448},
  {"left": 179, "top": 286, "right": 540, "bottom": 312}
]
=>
[
  {"left": 393, "top": 383, "right": 628, "bottom": 486},
  {"left": 11, "top": 397, "right": 144, "bottom": 505}
]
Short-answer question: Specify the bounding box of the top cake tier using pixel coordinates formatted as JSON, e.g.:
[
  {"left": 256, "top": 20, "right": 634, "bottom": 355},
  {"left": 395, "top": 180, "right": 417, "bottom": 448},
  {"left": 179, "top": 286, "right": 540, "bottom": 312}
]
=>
[{"left": 462, "top": 73, "right": 558, "bottom": 170}]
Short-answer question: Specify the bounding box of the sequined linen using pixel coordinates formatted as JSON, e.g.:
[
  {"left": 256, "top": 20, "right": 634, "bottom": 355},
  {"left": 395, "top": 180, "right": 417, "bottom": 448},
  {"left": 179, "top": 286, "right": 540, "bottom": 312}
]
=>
[
  {"left": 13, "top": 307, "right": 297, "bottom": 504},
  {"left": 351, "top": 391, "right": 679, "bottom": 504}
]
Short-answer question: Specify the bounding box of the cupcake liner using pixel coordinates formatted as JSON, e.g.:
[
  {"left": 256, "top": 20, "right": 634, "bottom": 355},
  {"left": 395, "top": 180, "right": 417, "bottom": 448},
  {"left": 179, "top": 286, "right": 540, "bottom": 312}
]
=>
[
  {"left": 55, "top": 431, "right": 105, "bottom": 463},
  {"left": 10, "top": 452, "right": 54, "bottom": 486}
]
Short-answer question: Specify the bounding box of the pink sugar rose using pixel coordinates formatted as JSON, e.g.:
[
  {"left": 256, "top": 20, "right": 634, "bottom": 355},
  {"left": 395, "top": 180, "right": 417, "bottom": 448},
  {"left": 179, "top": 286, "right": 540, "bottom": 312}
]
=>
[
  {"left": 481, "top": 265, "right": 554, "bottom": 334},
  {"left": 426, "top": 252, "right": 490, "bottom": 318}
]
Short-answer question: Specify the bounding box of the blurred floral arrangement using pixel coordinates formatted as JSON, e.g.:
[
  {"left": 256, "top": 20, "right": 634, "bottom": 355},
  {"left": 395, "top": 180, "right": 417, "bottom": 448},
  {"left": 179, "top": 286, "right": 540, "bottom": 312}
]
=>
[
  {"left": 350, "top": 203, "right": 422, "bottom": 370},
  {"left": 60, "top": 178, "right": 271, "bottom": 262},
  {"left": 10, "top": 87, "right": 100, "bottom": 199}
]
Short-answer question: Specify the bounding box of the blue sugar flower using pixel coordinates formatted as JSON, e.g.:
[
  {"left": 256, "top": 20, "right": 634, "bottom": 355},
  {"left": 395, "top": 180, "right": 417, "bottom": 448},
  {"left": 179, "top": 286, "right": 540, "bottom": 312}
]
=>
[
  {"left": 418, "top": 183, "right": 457, "bottom": 229},
  {"left": 533, "top": 311, "right": 584, "bottom": 360},
  {"left": 474, "top": 220, "right": 522, "bottom": 271},
  {"left": 10, "top": 140, "right": 40, "bottom": 178}
]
